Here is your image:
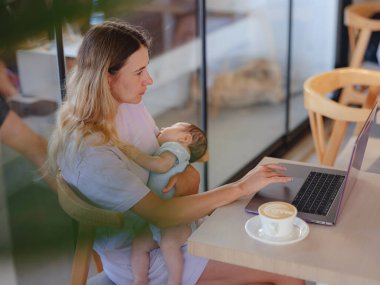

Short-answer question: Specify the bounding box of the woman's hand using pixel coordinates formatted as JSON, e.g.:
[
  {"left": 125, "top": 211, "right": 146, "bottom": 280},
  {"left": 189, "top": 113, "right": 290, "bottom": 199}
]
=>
[
  {"left": 237, "top": 163, "right": 292, "bottom": 196},
  {"left": 162, "top": 164, "right": 200, "bottom": 196}
]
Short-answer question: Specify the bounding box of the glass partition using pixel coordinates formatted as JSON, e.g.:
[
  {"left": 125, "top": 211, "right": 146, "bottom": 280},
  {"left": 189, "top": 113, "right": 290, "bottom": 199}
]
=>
[
  {"left": 1, "top": 0, "right": 341, "bottom": 193},
  {"left": 205, "top": 0, "right": 339, "bottom": 187},
  {"left": 289, "top": 0, "right": 339, "bottom": 131},
  {"left": 205, "top": 0, "right": 288, "bottom": 187},
  {"left": 0, "top": 0, "right": 342, "bottom": 281}
]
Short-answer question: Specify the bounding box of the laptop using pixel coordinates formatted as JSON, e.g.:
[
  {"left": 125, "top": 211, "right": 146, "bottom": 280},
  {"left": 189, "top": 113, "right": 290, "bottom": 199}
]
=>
[{"left": 245, "top": 102, "right": 378, "bottom": 225}]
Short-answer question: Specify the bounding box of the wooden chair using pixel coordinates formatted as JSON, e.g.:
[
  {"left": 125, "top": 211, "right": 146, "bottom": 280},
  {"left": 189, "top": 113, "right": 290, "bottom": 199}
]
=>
[
  {"left": 303, "top": 68, "right": 380, "bottom": 166},
  {"left": 341, "top": 2, "right": 380, "bottom": 105},
  {"left": 56, "top": 173, "right": 124, "bottom": 285}
]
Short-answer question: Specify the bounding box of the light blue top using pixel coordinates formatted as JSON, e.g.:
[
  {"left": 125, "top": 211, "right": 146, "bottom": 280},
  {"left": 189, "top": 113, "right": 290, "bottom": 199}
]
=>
[
  {"left": 146, "top": 141, "right": 191, "bottom": 243},
  {"left": 147, "top": 141, "right": 190, "bottom": 200}
]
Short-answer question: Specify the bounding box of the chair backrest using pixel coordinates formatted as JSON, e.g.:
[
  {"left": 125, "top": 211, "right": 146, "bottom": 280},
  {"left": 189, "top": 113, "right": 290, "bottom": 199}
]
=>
[
  {"left": 56, "top": 174, "right": 124, "bottom": 285},
  {"left": 344, "top": 2, "right": 380, "bottom": 68},
  {"left": 304, "top": 68, "right": 380, "bottom": 166},
  {"left": 342, "top": 3, "right": 380, "bottom": 106}
]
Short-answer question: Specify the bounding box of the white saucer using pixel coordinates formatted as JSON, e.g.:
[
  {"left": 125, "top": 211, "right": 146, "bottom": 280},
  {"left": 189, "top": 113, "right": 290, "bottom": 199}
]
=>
[{"left": 245, "top": 216, "right": 309, "bottom": 245}]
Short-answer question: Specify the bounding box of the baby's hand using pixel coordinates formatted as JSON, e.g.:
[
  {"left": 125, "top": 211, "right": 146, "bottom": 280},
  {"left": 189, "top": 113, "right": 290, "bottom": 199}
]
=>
[{"left": 122, "top": 144, "right": 141, "bottom": 161}]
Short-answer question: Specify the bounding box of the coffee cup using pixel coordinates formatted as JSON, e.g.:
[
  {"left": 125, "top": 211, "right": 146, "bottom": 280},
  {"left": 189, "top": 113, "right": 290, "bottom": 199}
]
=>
[{"left": 258, "top": 201, "right": 297, "bottom": 238}]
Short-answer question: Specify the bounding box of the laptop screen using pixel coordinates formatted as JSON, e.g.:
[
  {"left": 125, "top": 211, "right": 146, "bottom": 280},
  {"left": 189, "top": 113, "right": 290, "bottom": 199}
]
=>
[{"left": 337, "top": 102, "right": 378, "bottom": 218}]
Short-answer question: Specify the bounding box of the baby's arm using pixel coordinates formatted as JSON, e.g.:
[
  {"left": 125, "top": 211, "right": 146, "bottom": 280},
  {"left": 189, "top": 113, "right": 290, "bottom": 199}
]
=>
[{"left": 125, "top": 144, "right": 176, "bottom": 173}]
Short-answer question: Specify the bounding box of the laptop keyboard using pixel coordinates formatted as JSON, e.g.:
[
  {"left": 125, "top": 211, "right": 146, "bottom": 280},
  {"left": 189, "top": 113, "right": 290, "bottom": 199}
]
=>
[{"left": 291, "top": 172, "right": 345, "bottom": 216}]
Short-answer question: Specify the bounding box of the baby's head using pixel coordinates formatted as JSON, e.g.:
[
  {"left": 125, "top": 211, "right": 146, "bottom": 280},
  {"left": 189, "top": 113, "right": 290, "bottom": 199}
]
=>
[{"left": 157, "top": 122, "right": 207, "bottom": 162}]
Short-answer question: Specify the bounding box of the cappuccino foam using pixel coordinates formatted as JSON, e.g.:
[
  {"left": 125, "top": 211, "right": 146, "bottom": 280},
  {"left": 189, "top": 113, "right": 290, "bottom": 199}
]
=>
[{"left": 259, "top": 202, "right": 296, "bottom": 219}]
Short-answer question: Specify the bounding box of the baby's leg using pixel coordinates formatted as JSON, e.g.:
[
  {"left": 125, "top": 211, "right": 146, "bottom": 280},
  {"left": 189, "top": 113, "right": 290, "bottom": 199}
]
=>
[
  {"left": 160, "top": 224, "right": 192, "bottom": 285},
  {"left": 131, "top": 227, "right": 158, "bottom": 285}
]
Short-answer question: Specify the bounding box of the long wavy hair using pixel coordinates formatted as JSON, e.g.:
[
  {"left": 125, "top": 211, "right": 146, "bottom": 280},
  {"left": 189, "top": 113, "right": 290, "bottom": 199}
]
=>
[{"left": 48, "top": 21, "right": 151, "bottom": 175}]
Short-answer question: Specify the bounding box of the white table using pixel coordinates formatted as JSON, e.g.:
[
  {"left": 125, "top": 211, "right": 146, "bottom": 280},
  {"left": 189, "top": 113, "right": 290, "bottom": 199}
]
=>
[{"left": 188, "top": 137, "right": 380, "bottom": 285}]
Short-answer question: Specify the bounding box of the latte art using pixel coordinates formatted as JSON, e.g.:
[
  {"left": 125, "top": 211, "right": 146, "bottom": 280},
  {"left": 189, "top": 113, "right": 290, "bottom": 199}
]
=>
[{"left": 259, "top": 202, "right": 296, "bottom": 219}]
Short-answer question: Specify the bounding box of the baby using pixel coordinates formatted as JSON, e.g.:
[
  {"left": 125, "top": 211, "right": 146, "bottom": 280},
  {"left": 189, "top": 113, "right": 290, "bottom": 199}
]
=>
[{"left": 124, "top": 122, "right": 207, "bottom": 285}]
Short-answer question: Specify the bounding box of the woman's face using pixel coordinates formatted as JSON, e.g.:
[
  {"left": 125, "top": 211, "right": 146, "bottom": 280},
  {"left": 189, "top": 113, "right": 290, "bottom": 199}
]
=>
[{"left": 108, "top": 46, "right": 153, "bottom": 104}]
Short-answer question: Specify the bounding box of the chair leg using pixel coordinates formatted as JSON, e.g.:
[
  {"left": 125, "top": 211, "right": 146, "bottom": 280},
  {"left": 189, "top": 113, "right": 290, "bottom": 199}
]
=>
[
  {"left": 323, "top": 120, "right": 348, "bottom": 166},
  {"left": 70, "top": 223, "right": 95, "bottom": 285},
  {"left": 308, "top": 111, "right": 323, "bottom": 164},
  {"left": 365, "top": 86, "right": 379, "bottom": 109},
  {"left": 349, "top": 29, "right": 371, "bottom": 68},
  {"left": 92, "top": 250, "right": 104, "bottom": 273}
]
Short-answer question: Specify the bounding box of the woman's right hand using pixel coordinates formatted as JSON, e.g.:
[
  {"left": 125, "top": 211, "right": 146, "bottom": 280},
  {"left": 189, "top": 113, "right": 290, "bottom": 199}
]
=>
[{"left": 237, "top": 163, "right": 292, "bottom": 197}]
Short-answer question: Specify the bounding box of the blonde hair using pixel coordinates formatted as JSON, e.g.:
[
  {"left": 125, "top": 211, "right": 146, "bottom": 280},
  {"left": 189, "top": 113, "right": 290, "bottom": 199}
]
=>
[{"left": 48, "top": 21, "right": 151, "bottom": 175}]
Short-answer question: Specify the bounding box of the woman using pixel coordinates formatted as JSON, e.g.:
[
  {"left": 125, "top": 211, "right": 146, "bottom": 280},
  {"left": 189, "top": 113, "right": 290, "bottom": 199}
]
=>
[{"left": 48, "top": 21, "right": 304, "bottom": 285}]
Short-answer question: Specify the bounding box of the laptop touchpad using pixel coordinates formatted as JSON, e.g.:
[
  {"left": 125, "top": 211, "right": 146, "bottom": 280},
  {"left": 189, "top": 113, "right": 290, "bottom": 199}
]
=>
[
  {"left": 279, "top": 163, "right": 312, "bottom": 178},
  {"left": 256, "top": 177, "right": 305, "bottom": 202}
]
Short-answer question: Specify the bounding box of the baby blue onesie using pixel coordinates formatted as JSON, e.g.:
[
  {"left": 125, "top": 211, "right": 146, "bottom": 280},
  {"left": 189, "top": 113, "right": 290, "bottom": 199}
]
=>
[
  {"left": 147, "top": 141, "right": 190, "bottom": 199},
  {"left": 147, "top": 141, "right": 191, "bottom": 242}
]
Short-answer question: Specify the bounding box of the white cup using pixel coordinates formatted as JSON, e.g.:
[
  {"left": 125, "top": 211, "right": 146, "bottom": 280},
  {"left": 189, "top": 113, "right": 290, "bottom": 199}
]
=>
[{"left": 258, "top": 201, "right": 297, "bottom": 238}]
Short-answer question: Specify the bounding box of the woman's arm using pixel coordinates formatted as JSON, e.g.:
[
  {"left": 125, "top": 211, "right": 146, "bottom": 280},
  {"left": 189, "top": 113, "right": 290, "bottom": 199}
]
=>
[
  {"left": 131, "top": 164, "right": 291, "bottom": 228},
  {"left": 162, "top": 164, "right": 200, "bottom": 196},
  {"left": 125, "top": 144, "right": 176, "bottom": 173}
]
